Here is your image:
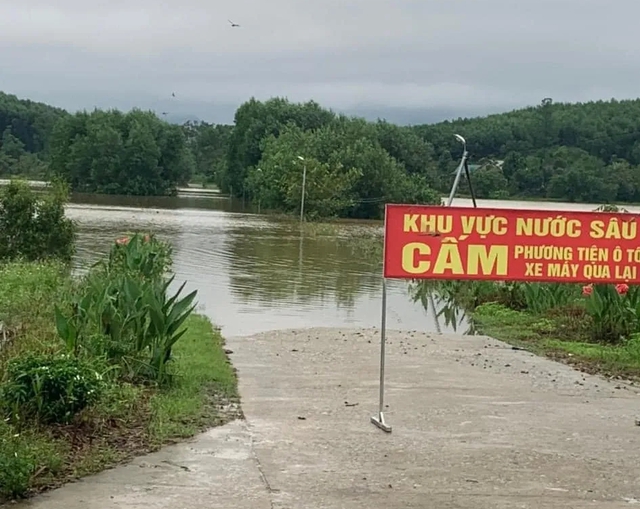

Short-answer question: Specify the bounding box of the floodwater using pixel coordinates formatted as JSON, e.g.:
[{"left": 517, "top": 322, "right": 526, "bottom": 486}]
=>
[
  {"left": 66, "top": 193, "right": 454, "bottom": 337},
  {"left": 65, "top": 193, "right": 619, "bottom": 338}
]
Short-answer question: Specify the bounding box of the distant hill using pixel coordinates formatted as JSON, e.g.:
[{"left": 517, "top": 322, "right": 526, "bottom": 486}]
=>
[
  {"left": 0, "top": 91, "right": 68, "bottom": 155},
  {"left": 342, "top": 104, "right": 508, "bottom": 126}
]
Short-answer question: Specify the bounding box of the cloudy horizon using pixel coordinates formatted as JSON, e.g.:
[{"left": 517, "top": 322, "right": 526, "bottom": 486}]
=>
[{"left": 2, "top": 0, "right": 639, "bottom": 125}]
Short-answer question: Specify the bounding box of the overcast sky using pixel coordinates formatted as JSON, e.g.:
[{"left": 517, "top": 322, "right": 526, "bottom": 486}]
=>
[{"left": 1, "top": 0, "right": 639, "bottom": 124}]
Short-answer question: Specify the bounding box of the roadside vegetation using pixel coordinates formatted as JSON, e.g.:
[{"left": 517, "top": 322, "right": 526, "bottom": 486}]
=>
[
  {"left": 411, "top": 212, "right": 640, "bottom": 381},
  {"left": 414, "top": 279, "right": 640, "bottom": 379},
  {"left": 0, "top": 181, "right": 238, "bottom": 501}
]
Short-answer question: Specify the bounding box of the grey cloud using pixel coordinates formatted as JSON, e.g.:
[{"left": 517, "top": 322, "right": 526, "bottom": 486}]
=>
[{"left": 1, "top": 0, "right": 639, "bottom": 124}]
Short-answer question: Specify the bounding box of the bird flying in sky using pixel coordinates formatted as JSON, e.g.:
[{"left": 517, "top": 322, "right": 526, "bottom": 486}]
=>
[{"left": 228, "top": 19, "right": 240, "bottom": 27}]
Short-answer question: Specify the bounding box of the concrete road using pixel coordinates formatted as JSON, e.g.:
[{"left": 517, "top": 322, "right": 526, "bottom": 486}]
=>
[{"left": 14, "top": 328, "right": 640, "bottom": 508}]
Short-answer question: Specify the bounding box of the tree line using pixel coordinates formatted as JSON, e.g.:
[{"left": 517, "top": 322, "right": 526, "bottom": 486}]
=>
[
  {"left": 49, "top": 109, "right": 195, "bottom": 195},
  {"left": 0, "top": 92, "right": 66, "bottom": 178},
  {"left": 417, "top": 98, "right": 640, "bottom": 203},
  {"left": 5, "top": 90, "right": 640, "bottom": 215}
]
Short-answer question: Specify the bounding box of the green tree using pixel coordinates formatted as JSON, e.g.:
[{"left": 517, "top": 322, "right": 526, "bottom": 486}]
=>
[
  {"left": 1, "top": 127, "right": 25, "bottom": 159},
  {"left": 0, "top": 180, "right": 76, "bottom": 261},
  {"left": 49, "top": 109, "right": 191, "bottom": 196},
  {"left": 224, "top": 98, "right": 335, "bottom": 195},
  {"left": 182, "top": 121, "right": 232, "bottom": 185},
  {"left": 122, "top": 119, "right": 161, "bottom": 194},
  {"left": 241, "top": 118, "right": 440, "bottom": 220},
  {"left": 8, "top": 88, "right": 640, "bottom": 206},
  {"left": 0, "top": 91, "right": 67, "bottom": 157},
  {"left": 543, "top": 147, "right": 609, "bottom": 202},
  {"left": 473, "top": 165, "right": 509, "bottom": 199},
  {"left": 247, "top": 128, "right": 361, "bottom": 218},
  {"left": 412, "top": 97, "right": 640, "bottom": 203}
]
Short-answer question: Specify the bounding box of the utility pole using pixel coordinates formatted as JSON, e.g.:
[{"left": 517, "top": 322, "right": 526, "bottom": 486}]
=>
[
  {"left": 297, "top": 155, "right": 306, "bottom": 223},
  {"left": 256, "top": 168, "right": 262, "bottom": 214},
  {"left": 447, "top": 135, "right": 468, "bottom": 206},
  {"left": 447, "top": 134, "right": 477, "bottom": 208}
]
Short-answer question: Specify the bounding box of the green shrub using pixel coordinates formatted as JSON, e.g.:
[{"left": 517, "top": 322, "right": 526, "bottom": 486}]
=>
[
  {"left": 0, "top": 180, "right": 76, "bottom": 262},
  {"left": 1, "top": 354, "right": 104, "bottom": 424},
  {"left": 418, "top": 280, "right": 582, "bottom": 318},
  {"left": 103, "top": 233, "right": 173, "bottom": 282},
  {"left": 54, "top": 233, "right": 197, "bottom": 384},
  {"left": 521, "top": 282, "right": 580, "bottom": 315},
  {"left": 474, "top": 301, "right": 523, "bottom": 320},
  {"left": 582, "top": 283, "right": 640, "bottom": 343}
]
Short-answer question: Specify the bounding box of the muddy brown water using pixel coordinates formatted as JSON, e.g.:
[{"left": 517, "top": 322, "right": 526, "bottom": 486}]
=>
[{"left": 66, "top": 193, "right": 626, "bottom": 337}]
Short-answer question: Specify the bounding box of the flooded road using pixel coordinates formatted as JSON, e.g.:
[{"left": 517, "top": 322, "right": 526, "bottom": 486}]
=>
[
  {"left": 65, "top": 193, "right": 620, "bottom": 337},
  {"left": 66, "top": 193, "right": 457, "bottom": 337}
]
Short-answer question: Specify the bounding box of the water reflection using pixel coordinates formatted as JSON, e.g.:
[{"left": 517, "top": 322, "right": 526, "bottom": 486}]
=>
[
  {"left": 225, "top": 224, "right": 381, "bottom": 308},
  {"left": 64, "top": 196, "right": 460, "bottom": 337},
  {"left": 54, "top": 193, "right": 640, "bottom": 337},
  {"left": 408, "top": 281, "right": 473, "bottom": 335},
  {"left": 69, "top": 191, "right": 243, "bottom": 213}
]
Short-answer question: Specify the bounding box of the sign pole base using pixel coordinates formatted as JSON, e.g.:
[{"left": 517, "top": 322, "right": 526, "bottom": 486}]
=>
[
  {"left": 371, "top": 278, "right": 392, "bottom": 433},
  {"left": 370, "top": 413, "right": 392, "bottom": 433}
]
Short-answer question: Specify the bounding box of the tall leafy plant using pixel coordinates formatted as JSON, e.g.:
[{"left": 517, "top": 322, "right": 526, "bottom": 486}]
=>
[
  {"left": 582, "top": 283, "right": 639, "bottom": 343},
  {"left": 521, "top": 283, "right": 580, "bottom": 315},
  {"left": 54, "top": 233, "right": 197, "bottom": 384}
]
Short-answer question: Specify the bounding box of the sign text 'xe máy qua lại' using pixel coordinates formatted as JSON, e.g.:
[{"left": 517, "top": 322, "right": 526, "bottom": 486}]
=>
[{"left": 383, "top": 204, "right": 640, "bottom": 284}]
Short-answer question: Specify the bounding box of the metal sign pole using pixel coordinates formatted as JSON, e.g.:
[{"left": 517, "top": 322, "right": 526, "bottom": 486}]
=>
[
  {"left": 429, "top": 293, "right": 442, "bottom": 334},
  {"left": 371, "top": 277, "right": 392, "bottom": 432},
  {"left": 463, "top": 157, "right": 477, "bottom": 208},
  {"left": 372, "top": 204, "right": 392, "bottom": 433},
  {"left": 447, "top": 155, "right": 468, "bottom": 206},
  {"left": 371, "top": 134, "right": 471, "bottom": 434}
]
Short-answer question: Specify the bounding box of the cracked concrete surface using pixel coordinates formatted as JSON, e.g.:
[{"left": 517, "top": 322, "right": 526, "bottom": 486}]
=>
[{"left": 13, "top": 328, "right": 640, "bottom": 508}]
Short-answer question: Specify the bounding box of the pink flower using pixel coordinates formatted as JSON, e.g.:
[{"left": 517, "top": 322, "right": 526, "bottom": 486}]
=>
[
  {"left": 615, "top": 283, "right": 629, "bottom": 295},
  {"left": 582, "top": 284, "right": 593, "bottom": 297},
  {"left": 115, "top": 237, "right": 130, "bottom": 246},
  {"left": 143, "top": 234, "right": 151, "bottom": 243}
]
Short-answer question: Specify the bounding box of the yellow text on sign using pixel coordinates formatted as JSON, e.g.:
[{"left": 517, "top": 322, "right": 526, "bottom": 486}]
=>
[{"left": 401, "top": 242, "right": 509, "bottom": 276}]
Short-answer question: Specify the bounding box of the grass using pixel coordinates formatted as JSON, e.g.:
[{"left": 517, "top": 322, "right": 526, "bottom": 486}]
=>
[
  {"left": 472, "top": 302, "right": 640, "bottom": 380},
  {"left": 0, "top": 260, "right": 69, "bottom": 327},
  {"left": 0, "top": 260, "right": 239, "bottom": 500},
  {"left": 1, "top": 313, "right": 239, "bottom": 499},
  {"left": 148, "top": 314, "right": 239, "bottom": 444}
]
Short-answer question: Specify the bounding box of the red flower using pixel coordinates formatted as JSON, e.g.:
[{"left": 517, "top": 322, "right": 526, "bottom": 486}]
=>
[
  {"left": 116, "top": 236, "right": 130, "bottom": 246},
  {"left": 615, "top": 283, "right": 629, "bottom": 295},
  {"left": 582, "top": 284, "right": 593, "bottom": 296}
]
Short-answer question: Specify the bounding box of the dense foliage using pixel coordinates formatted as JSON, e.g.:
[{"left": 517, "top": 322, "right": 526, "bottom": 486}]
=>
[
  {"left": 2, "top": 354, "right": 104, "bottom": 425},
  {"left": 0, "top": 180, "right": 75, "bottom": 262},
  {"left": 49, "top": 109, "right": 195, "bottom": 195},
  {"left": 213, "top": 96, "right": 640, "bottom": 216},
  {"left": 0, "top": 92, "right": 66, "bottom": 178},
  {"left": 417, "top": 98, "right": 640, "bottom": 202},
  {"left": 55, "top": 234, "right": 197, "bottom": 384},
  {"left": 7, "top": 89, "right": 640, "bottom": 207},
  {"left": 221, "top": 98, "right": 441, "bottom": 219},
  {"left": 0, "top": 234, "right": 199, "bottom": 498},
  {"left": 182, "top": 121, "right": 232, "bottom": 185}
]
